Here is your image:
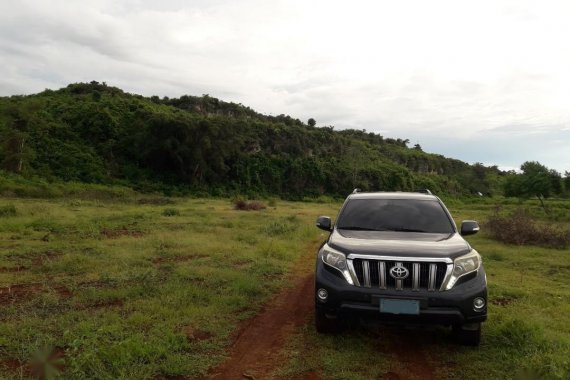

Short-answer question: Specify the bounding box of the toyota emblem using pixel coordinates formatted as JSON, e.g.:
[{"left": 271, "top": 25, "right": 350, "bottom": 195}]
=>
[{"left": 389, "top": 266, "right": 409, "bottom": 279}]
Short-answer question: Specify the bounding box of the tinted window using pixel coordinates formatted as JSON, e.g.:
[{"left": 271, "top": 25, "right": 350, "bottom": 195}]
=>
[{"left": 337, "top": 199, "right": 454, "bottom": 233}]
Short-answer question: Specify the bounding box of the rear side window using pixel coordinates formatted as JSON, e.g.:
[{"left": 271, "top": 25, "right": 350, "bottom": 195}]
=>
[{"left": 336, "top": 199, "right": 454, "bottom": 234}]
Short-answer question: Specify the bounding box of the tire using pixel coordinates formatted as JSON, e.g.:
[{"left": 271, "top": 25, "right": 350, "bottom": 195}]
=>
[
  {"left": 452, "top": 323, "right": 481, "bottom": 346},
  {"left": 315, "top": 307, "right": 341, "bottom": 334}
]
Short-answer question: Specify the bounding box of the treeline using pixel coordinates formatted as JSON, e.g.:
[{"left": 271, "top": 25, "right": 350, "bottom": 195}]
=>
[{"left": 0, "top": 81, "right": 564, "bottom": 199}]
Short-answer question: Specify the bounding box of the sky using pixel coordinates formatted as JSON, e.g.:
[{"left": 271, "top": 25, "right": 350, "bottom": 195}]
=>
[{"left": 1, "top": 0, "right": 569, "bottom": 173}]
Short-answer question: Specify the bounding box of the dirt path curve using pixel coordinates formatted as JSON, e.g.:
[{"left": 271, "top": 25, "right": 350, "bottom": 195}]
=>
[{"left": 207, "top": 242, "right": 318, "bottom": 380}]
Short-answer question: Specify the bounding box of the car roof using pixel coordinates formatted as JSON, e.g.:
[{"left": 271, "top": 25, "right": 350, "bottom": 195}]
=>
[{"left": 347, "top": 192, "right": 439, "bottom": 201}]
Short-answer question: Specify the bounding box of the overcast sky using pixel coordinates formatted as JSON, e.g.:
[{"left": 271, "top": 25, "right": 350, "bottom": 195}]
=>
[{"left": 1, "top": 0, "right": 569, "bottom": 173}]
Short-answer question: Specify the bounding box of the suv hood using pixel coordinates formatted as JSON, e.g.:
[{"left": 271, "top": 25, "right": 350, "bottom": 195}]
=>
[{"left": 328, "top": 229, "right": 471, "bottom": 259}]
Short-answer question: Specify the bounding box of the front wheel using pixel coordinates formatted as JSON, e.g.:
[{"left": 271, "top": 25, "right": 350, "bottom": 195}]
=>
[
  {"left": 452, "top": 322, "right": 481, "bottom": 346},
  {"left": 315, "top": 307, "right": 341, "bottom": 334}
]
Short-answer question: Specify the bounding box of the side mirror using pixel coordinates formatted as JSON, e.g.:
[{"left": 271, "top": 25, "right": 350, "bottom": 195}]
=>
[
  {"left": 316, "top": 216, "right": 332, "bottom": 231},
  {"left": 460, "top": 220, "right": 480, "bottom": 236}
]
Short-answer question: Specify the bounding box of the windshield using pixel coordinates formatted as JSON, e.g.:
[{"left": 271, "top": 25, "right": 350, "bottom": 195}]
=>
[{"left": 336, "top": 199, "right": 455, "bottom": 234}]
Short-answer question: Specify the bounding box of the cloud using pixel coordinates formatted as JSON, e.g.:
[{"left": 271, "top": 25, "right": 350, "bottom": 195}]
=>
[{"left": 0, "top": 0, "right": 569, "bottom": 172}]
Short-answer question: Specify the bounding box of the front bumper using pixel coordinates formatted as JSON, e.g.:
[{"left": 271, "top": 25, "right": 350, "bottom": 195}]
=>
[{"left": 315, "top": 259, "right": 488, "bottom": 325}]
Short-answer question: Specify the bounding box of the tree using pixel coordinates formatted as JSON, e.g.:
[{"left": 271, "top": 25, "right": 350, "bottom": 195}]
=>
[
  {"left": 307, "top": 118, "right": 316, "bottom": 127},
  {"left": 0, "top": 101, "right": 39, "bottom": 173},
  {"left": 520, "top": 161, "right": 562, "bottom": 198},
  {"left": 505, "top": 161, "right": 562, "bottom": 212}
]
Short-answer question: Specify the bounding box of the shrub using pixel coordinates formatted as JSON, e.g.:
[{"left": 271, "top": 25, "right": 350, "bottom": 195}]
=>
[
  {"left": 485, "top": 207, "right": 569, "bottom": 249},
  {"left": 0, "top": 204, "right": 17, "bottom": 217},
  {"left": 162, "top": 208, "right": 180, "bottom": 216},
  {"left": 233, "top": 198, "right": 266, "bottom": 211}
]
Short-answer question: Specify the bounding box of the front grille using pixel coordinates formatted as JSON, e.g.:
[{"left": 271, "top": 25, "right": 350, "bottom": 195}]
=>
[{"left": 352, "top": 258, "right": 448, "bottom": 291}]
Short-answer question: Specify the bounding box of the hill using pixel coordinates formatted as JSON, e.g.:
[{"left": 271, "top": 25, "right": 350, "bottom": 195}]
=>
[{"left": 0, "top": 81, "right": 505, "bottom": 198}]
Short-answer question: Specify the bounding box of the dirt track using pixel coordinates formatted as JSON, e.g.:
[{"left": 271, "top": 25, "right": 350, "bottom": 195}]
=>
[
  {"left": 207, "top": 244, "right": 316, "bottom": 380},
  {"left": 206, "top": 242, "right": 438, "bottom": 380}
]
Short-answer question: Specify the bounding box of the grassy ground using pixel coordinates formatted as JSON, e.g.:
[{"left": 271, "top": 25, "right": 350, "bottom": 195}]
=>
[
  {"left": 276, "top": 199, "right": 570, "bottom": 380},
  {"left": 0, "top": 195, "right": 569, "bottom": 379},
  {"left": 0, "top": 196, "right": 337, "bottom": 379}
]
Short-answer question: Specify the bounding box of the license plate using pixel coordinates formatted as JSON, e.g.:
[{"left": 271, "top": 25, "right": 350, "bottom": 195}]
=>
[{"left": 380, "top": 299, "right": 419, "bottom": 315}]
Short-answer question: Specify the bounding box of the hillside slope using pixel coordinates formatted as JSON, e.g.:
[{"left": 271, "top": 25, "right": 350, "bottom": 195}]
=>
[{"left": 0, "top": 82, "right": 504, "bottom": 197}]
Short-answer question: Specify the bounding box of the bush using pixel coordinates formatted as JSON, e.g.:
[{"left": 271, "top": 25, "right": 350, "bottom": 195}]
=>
[
  {"left": 232, "top": 198, "right": 266, "bottom": 211},
  {"left": 485, "top": 207, "right": 569, "bottom": 249}
]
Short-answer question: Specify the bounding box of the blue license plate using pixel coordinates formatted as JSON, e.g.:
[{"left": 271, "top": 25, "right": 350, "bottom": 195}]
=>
[{"left": 380, "top": 299, "right": 419, "bottom": 315}]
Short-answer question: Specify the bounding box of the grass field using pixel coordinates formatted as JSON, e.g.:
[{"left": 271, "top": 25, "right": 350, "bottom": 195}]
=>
[
  {"left": 0, "top": 194, "right": 569, "bottom": 379},
  {"left": 277, "top": 203, "right": 570, "bottom": 380}
]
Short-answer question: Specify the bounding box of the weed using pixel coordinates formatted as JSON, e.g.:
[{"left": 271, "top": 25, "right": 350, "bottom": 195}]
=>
[
  {"left": 489, "top": 319, "right": 541, "bottom": 349},
  {"left": 236, "top": 234, "right": 258, "bottom": 245},
  {"left": 162, "top": 208, "right": 180, "bottom": 216},
  {"left": 285, "top": 214, "right": 299, "bottom": 223},
  {"left": 486, "top": 252, "right": 504, "bottom": 261},
  {"left": 28, "top": 219, "right": 65, "bottom": 233},
  {"left": 0, "top": 204, "right": 17, "bottom": 217},
  {"left": 264, "top": 218, "right": 298, "bottom": 236}
]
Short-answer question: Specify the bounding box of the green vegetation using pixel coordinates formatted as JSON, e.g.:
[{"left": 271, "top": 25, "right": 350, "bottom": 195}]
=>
[
  {"left": 0, "top": 195, "right": 337, "bottom": 379},
  {"left": 486, "top": 207, "right": 569, "bottom": 249},
  {"left": 0, "top": 81, "right": 514, "bottom": 199},
  {"left": 1, "top": 191, "right": 568, "bottom": 379},
  {"left": 504, "top": 161, "right": 567, "bottom": 211}
]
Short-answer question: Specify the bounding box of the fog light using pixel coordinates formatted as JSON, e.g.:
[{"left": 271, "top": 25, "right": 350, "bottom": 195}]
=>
[
  {"left": 473, "top": 297, "right": 486, "bottom": 311},
  {"left": 317, "top": 288, "right": 328, "bottom": 302}
]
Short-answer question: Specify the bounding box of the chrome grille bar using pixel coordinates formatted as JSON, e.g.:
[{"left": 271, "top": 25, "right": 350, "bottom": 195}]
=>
[
  {"left": 362, "top": 260, "right": 371, "bottom": 288},
  {"left": 347, "top": 259, "right": 360, "bottom": 286},
  {"left": 412, "top": 263, "right": 420, "bottom": 291},
  {"left": 379, "top": 261, "right": 386, "bottom": 289},
  {"left": 428, "top": 263, "right": 437, "bottom": 291},
  {"left": 395, "top": 262, "right": 403, "bottom": 290}
]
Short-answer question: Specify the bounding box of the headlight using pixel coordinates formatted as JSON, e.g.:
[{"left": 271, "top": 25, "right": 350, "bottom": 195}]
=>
[
  {"left": 443, "top": 249, "right": 481, "bottom": 290},
  {"left": 320, "top": 244, "right": 354, "bottom": 285}
]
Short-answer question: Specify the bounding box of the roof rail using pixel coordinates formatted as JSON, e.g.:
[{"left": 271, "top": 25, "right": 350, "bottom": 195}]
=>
[
  {"left": 416, "top": 188, "right": 432, "bottom": 195},
  {"left": 352, "top": 188, "right": 362, "bottom": 194}
]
